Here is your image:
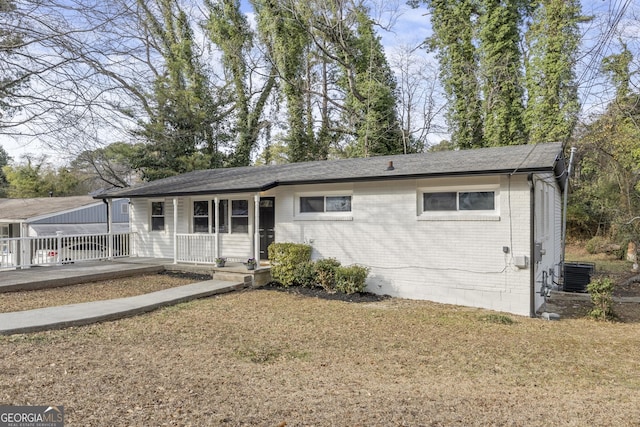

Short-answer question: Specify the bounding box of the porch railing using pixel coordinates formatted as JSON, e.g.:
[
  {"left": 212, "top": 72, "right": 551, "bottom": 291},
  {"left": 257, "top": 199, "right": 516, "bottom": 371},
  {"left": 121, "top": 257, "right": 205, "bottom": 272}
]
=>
[
  {"left": 0, "top": 232, "right": 134, "bottom": 269},
  {"left": 176, "top": 233, "right": 216, "bottom": 264}
]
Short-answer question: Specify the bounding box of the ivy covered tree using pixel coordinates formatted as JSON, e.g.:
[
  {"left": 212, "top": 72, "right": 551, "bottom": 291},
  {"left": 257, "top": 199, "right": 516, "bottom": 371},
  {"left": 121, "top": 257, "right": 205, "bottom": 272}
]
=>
[
  {"left": 422, "top": 0, "right": 483, "bottom": 149},
  {"left": 252, "top": 0, "right": 313, "bottom": 162},
  {"left": 205, "top": 0, "right": 276, "bottom": 167},
  {"left": 132, "top": 0, "right": 223, "bottom": 180},
  {"left": 479, "top": 0, "right": 527, "bottom": 146},
  {"left": 525, "top": 0, "right": 583, "bottom": 144},
  {"left": 340, "top": 7, "right": 403, "bottom": 157}
]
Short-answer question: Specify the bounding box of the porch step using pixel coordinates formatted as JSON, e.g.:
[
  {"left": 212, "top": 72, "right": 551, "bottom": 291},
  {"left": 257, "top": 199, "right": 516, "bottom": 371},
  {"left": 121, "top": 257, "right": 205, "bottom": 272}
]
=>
[{"left": 163, "top": 263, "right": 271, "bottom": 288}]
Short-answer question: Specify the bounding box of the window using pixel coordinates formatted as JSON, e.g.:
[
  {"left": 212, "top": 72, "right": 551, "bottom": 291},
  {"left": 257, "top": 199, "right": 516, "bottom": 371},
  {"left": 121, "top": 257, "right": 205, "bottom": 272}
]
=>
[
  {"left": 300, "top": 195, "right": 352, "bottom": 213},
  {"left": 231, "top": 200, "right": 249, "bottom": 233},
  {"left": 193, "top": 201, "right": 209, "bottom": 233},
  {"left": 218, "top": 199, "right": 229, "bottom": 233},
  {"left": 120, "top": 203, "right": 129, "bottom": 215},
  {"left": 423, "top": 191, "right": 495, "bottom": 212},
  {"left": 151, "top": 201, "right": 165, "bottom": 231}
]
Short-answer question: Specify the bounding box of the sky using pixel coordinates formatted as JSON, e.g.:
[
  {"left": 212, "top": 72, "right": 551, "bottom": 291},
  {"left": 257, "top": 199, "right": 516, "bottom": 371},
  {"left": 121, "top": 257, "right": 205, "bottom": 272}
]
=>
[{"left": 0, "top": 0, "right": 637, "bottom": 166}]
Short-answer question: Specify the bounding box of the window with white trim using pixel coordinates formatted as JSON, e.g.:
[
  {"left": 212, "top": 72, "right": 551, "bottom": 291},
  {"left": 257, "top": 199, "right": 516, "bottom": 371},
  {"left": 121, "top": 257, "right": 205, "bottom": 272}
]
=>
[
  {"left": 423, "top": 191, "right": 495, "bottom": 212},
  {"left": 300, "top": 195, "right": 352, "bottom": 213},
  {"left": 192, "top": 199, "right": 230, "bottom": 233},
  {"left": 231, "top": 199, "right": 249, "bottom": 233},
  {"left": 193, "top": 200, "right": 209, "bottom": 233},
  {"left": 150, "top": 201, "right": 165, "bottom": 231}
]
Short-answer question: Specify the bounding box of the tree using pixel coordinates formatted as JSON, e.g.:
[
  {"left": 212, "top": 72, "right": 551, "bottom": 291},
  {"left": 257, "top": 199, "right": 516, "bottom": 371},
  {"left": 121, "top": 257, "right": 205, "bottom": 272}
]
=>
[
  {"left": 0, "top": 144, "right": 10, "bottom": 196},
  {"left": 0, "top": 0, "right": 26, "bottom": 122},
  {"left": 340, "top": 7, "right": 404, "bottom": 156},
  {"left": 131, "top": 0, "right": 223, "bottom": 180},
  {"left": 252, "top": 0, "right": 314, "bottom": 162},
  {"left": 205, "top": 0, "right": 276, "bottom": 167},
  {"left": 422, "top": 0, "right": 483, "bottom": 149},
  {"left": 525, "top": 0, "right": 582, "bottom": 144},
  {"left": 568, "top": 47, "right": 640, "bottom": 240},
  {"left": 391, "top": 44, "right": 446, "bottom": 153},
  {"left": 2, "top": 155, "right": 83, "bottom": 198},
  {"left": 70, "top": 142, "right": 140, "bottom": 190},
  {"left": 479, "top": 0, "right": 527, "bottom": 146}
]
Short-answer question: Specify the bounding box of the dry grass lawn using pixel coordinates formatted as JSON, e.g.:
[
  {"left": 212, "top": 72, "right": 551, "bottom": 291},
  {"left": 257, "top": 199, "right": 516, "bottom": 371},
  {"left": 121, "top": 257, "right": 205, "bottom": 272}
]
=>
[{"left": 2, "top": 285, "right": 640, "bottom": 426}]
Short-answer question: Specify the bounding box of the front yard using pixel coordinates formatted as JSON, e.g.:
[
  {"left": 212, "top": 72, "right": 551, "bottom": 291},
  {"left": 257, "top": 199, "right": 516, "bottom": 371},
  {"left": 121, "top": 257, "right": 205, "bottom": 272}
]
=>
[{"left": 2, "top": 286, "right": 640, "bottom": 426}]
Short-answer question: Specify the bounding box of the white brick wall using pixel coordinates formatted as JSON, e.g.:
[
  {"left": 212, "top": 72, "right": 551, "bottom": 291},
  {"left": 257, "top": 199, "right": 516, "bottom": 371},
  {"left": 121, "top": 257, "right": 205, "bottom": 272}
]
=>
[{"left": 274, "top": 175, "right": 552, "bottom": 316}]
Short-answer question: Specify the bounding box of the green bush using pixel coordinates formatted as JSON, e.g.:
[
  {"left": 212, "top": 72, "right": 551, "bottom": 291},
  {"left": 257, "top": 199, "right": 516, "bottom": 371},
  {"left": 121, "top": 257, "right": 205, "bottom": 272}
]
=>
[
  {"left": 585, "top": 236, "right": 608, "bottom": 254},
  {"left": 268, "top": 243, "right": 312, "bottom": 287},
  {"left": 315, "top": 258, "right": 341, "bottom": 292},
  {"left": 294, "top": 261, "right": 317, "bottom": 288},
  {"left": 335, "top": 265, "right": 369, "bottom": 294},
  {"left": 587, "top": 276, "right": 616, "bottom": 321}
]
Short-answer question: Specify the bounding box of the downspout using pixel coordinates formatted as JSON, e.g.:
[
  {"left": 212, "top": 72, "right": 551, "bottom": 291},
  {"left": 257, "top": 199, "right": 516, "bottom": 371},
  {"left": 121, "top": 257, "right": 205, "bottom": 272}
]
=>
[
  {"left": 561, "top": 147, "right": 577, "bottom": 278},
  {"left": 528, "top": 174, "right": 536, "bottom": 318}
]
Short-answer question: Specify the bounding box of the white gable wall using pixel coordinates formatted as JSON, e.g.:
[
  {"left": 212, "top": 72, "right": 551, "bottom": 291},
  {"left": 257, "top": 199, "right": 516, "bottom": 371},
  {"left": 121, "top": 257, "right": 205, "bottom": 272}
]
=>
[{"left": 274, "top": 174, "right": 546, "bottom": 316}]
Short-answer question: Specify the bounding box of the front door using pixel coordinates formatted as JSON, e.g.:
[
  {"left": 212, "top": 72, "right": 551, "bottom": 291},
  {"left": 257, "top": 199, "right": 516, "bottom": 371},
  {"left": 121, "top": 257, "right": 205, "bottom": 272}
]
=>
[{"left": 259, "top": 198, "right": 275, "bottom": 260}]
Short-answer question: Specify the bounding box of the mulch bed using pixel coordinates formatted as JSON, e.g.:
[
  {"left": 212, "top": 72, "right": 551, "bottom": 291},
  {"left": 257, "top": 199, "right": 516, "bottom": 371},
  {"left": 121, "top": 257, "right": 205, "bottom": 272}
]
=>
[{"left": 258, "top": 282, "right": 389, "bottom": 303}]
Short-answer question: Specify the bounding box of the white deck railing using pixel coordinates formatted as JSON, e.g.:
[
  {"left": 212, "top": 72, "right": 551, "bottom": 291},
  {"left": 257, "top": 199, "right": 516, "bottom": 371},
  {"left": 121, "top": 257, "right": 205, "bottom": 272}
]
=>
[
  {"left": 0, "top": 232, "right": 134, "bottom": 269},
  {"left": 176, "top": 233, "right": 217, "bottom": 264}
]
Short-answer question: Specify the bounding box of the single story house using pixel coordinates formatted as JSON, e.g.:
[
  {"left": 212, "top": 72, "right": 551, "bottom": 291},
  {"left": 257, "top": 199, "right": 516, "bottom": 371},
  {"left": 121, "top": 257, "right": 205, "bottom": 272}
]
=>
[{"left": 95, "top": 143, "right": 566, "bottom": 317}]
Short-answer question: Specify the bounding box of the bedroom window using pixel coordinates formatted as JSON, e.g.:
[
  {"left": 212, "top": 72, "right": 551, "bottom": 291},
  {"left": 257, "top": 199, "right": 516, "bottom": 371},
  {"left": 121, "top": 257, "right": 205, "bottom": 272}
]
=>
[
  {"left": 151, "top": 201, "right": 165, "bottom": 231},
  {"left": 300, "top": 195, "right": 352, "bottom": 213},
  {"left": 423, "top": 191, "right": 495, "bottom": 212}
]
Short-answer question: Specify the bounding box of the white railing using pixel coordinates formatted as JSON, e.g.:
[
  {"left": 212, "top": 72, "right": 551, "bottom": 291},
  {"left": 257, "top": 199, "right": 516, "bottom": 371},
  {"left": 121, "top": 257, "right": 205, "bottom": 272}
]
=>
[
  {"left": 176, "top": 233, "right": 216, "bottom": 264},
  {"left": 0, "top": 232, "right": 134, "bottom": 269}
]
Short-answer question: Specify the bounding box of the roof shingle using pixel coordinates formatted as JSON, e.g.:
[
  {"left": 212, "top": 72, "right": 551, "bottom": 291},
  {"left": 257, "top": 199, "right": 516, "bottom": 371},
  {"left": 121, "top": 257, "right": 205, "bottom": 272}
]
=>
[{"left": 95, "top": 142, "right": 564, "bottom": 199}]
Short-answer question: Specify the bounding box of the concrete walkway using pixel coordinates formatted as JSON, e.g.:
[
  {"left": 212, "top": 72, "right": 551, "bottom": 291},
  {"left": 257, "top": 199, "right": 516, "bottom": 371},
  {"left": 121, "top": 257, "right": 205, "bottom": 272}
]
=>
[{"left": 0, "top": 279, "right": 246, "bottom": 335}]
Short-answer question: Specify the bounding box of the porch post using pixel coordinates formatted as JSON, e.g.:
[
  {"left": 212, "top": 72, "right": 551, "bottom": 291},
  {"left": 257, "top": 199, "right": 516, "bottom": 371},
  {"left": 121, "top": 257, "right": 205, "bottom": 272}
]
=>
[
  {"left": 254, "top": 193, "right": 260, "bottom": 262},
  {"left": 173, "top": 198, "right": 178, "bottom": 264},
  {"left": 107, "top": 199, "right": 113, "bottom": 259},
  {"left": 214, "top": 197, "right": 220, "bottom": 259}
]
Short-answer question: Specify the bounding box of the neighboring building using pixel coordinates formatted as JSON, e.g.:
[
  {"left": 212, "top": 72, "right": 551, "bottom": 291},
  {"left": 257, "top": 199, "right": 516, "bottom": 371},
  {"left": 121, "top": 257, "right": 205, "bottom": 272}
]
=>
[
  {"left": 0, "top": 196, "right": 129, "bottom": 268},
  {"left": 95, "top": 143, "right": 566, "bottom": 316},
  {"left": 0, "top": 196, "right": 129, "bottom": 239}
]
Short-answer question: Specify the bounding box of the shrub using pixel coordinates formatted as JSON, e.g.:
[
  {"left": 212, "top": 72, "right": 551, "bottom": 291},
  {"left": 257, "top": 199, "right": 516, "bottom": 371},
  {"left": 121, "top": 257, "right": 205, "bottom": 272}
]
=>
[
  {"left": 585, "top": 236, "right": 609, "bottom": 255},
  {"left": 268, "top": 243, "right": 312, "bottom": 287},
  {"left": 587, "top": 276, "right": 616, "bottom": 321},
  {"left": 335, "top": 265, "right": 369, "bottom": 294},
  {"left": 315, "top": 258, "right": 341, "bottom": 292},
  {"left": 294, "top": 261, "right": 317, "bottom": 288}
]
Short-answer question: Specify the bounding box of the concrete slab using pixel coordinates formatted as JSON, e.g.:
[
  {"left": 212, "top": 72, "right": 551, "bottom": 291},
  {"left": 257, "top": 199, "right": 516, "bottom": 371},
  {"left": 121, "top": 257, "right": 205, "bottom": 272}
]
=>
[
  {"left": 0, "top": 261, "right": 165, "bottom": 292},
  {"left": 0, "top": 279, "right": 245, "bottom": 335}
]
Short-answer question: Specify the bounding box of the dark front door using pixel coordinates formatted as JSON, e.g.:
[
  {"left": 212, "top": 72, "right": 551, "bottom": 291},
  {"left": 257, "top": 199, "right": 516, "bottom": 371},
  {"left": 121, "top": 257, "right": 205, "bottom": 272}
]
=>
[{"left": 259, "top": 197, "right": 275, "bottom": 260}]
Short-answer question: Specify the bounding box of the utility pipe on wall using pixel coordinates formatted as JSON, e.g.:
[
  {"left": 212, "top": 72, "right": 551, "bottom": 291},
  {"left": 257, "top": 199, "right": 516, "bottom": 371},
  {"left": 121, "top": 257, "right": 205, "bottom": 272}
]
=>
[{"left": 561, "top": 147, "right": 577, "bottom": 278}]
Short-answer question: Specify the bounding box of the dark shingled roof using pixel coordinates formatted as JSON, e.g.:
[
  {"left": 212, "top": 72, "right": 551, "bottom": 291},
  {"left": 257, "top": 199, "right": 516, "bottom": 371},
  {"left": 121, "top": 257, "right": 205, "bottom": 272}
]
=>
[{"left": 95, "top": 142, "right": 565, "bottom": 199}]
